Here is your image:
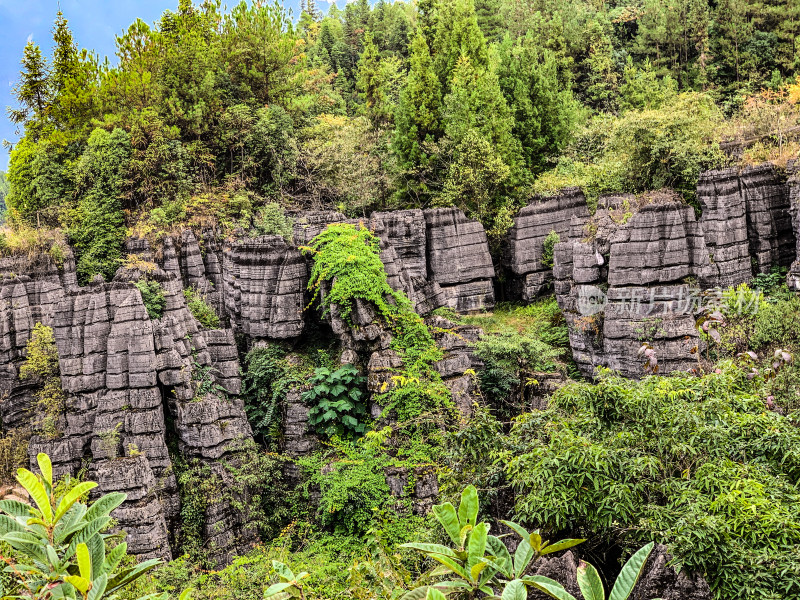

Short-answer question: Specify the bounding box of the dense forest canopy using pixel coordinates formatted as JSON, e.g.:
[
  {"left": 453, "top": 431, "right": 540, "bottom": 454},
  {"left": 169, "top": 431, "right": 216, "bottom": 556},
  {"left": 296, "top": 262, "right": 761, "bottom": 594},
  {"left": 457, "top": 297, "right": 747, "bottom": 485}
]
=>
[{"left": 4, "top": 0, "right": 800, "bottom": 281}]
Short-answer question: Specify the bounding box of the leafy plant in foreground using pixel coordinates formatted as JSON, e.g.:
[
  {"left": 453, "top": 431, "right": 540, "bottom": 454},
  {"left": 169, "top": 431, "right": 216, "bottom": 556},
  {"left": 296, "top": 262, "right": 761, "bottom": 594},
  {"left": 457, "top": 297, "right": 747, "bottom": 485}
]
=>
[
  {"left": 0, "top": 452, "right": 171, "bottom": 599},
  {"left": 264, "top": 560, "right": 309, "bottom": 599},
  {"left": 576, "top": 543, "right": 659, "bottom": 600},
  {"left": 399, "top": 485, "right": 584, "bottom": 599}
]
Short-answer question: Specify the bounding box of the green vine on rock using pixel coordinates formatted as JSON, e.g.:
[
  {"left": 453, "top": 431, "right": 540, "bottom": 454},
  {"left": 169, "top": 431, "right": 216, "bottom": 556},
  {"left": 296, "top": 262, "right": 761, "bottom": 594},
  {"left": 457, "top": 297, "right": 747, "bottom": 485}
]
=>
[{"left": 302, "top": 224, "right": 451, "bottom": 421}]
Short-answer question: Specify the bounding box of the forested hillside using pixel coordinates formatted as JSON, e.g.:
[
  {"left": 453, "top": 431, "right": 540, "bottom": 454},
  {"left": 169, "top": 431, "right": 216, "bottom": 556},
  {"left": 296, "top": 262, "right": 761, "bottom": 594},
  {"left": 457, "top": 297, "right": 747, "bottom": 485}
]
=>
[
  {"left": 5, "top": 0, "right": 800, "bottom": 272},
  {"left": 2, "top": 2, "right": 800, "bottom": 600}
]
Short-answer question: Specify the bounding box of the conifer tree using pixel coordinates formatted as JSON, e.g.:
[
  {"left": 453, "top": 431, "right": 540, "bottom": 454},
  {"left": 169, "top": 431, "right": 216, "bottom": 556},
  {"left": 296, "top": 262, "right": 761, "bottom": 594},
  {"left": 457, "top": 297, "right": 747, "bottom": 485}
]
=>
[
  {"left": 393, "top": 31, "right": 442, "bottom": 167},
  {"left": 432, "top": 0, "right": 488, "bottom": 93},
  {"left": 8, "top": 42, "right": 51, "bottom": 137},
  {"left": 356, "top": 32, "right": 381, "bottom": 117}
]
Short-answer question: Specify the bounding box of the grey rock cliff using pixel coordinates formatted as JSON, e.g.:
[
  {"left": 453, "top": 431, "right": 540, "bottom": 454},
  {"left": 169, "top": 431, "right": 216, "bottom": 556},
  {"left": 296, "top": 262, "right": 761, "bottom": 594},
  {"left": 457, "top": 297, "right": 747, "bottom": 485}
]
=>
[{"left": 507, "top": 188, "right": 590, "bottom": 301}]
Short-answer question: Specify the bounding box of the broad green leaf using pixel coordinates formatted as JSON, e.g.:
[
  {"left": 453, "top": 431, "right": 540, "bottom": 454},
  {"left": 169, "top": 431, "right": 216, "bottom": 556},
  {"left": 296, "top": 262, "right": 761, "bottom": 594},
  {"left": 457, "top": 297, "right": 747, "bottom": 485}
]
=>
[
  {"left": 87, "top": 573, "right": 108, "bottom": 600},
  {"left": 470, "top": 561, "right": 488, "bottom": 582},
  {"left": 435, "top": 581, "right": 472, "bottom": 590},
  {"left": 459, "top": 524, "right": 473, "bottom": 550},
  {"left": 399, "top": 542, "right": 459, "bottom": 560},
  {"left": 467, "top": 522, "right": 488, "bottom": 568},
  {"left": 76, "top": 542, "right": 92, "bottom": 580},
  {"left": 264, "top": 582, "right": 294, "bottom": 598},
  {"left": 502, "top": 580, "right": 527, "bottom": 600},
  {"left": 0, "top": 514, "right": 26, "bottom": 535},
  {"left": 0, "top": 499, "right": 35, "bottom": 518},
  {"left": 513, "top": 539, "right": 534, "bottom": 578},
  {"left": 486, "top": 535, "right": 512, "bottom": 576},
  {"left": 609, "top": 542, "right": 654, "bottom": 600},
  {"left": 87, "top": 533, "right": 105, "bottom": 578},
  {"left": 106, "top": 558, "right": 161, "bottom": 593},
  {"left": 530, "top": 530, "right": 543, "bottom": 553},
  {"left": 65, "top": 517, "right": 111, "bottom": 559},
  {"left": 178, "top": 589, "right": 194, "bottom": 600},
  {"left": 426, "top": 589, "right": 447, "bottom": 600},
  {"left": 400, "top": 587, "right": 432, "bottom": 600},
  {"left": 429, "top": 554, "right": 469, "bottom": 581},
  {"left": 84, "top": 492, "right": 126, "bottom": 523},
  {"left": 37, "top": 453, "right": 53, "bottom": 488},
  {"left": 432, "top": 503, "right": 461, "bottom": 547},
  {"left": 522, "top": 575, "right": 578, "bottom": 600},
  {"left": 458, "top": 485, "right": 479, "bottom": 528},
  {"left": 49, "top": 582, "right": 79, "bottom": 600},
  {"left": 46, "top": 544, "right": 60, "bottom": 569},
  {"left": 540, "top": 539, "right": 586, "bottom": 556},
  {"left": 272, "top": 560, "right": 294, "bottom": 581},
  {"left": 54, "top": 482, "right": 97, "bottom": 524},
  {"left": 16, "top": 468, "right": 51, "bottom": 522},
  {"left": 499, "top": 520, "right": 531, "bottom": 545},
  {"left": 104, "top": 542, "right": 127, "bottom": 575},
  {"left": 66, "top": 575, "right": 91, "bottom": 594},
  {"left": 577, "top": 561, "right": 604, "bottom": 600}
]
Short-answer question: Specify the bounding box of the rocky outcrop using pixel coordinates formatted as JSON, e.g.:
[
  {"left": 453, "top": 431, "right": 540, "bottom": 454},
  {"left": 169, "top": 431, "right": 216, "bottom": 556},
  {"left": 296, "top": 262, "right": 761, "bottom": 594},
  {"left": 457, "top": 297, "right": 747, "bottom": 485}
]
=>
[
  {"left": 740, "top": 163, "right": 794, "bottom": 272},
  {"left": 698, "top": 163, "right": 795, "bottom": 287},
  {"left": 225, "top": 236, "right": 306, "bottom": 339},
  {"left": 697, "top": 168, "right": 753, "bottom": 288},
  {"left": 0, "top": 251, "right": 77, "bottom": 431},
  {"left": 553, "top": 194, "right": 711, "bottom": 378},
  {"left": 787, "top": 160, "right": 800, "bottom": 291},
  {"left": 424, "top": 208, "right": 495, "bottom": 312},
  {"left": 631, "top": 545, "right": 712, "bottom": 600},
  {"left": 507, "top": 189, "right": 590, "bottom": 301}
]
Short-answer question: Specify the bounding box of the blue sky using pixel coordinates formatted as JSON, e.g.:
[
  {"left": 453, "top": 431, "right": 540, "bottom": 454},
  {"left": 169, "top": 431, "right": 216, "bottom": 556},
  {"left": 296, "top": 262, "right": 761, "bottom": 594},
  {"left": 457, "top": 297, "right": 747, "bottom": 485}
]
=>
[{"left": 0, "top": 0, "right": 319, "bottom": 169}]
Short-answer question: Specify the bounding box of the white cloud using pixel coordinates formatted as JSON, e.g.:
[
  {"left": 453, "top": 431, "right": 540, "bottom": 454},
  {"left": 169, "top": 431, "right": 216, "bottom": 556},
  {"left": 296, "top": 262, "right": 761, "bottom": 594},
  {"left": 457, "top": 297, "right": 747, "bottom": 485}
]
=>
[{"left": 26, "top": 33, "right": 33, "bottom": 43}]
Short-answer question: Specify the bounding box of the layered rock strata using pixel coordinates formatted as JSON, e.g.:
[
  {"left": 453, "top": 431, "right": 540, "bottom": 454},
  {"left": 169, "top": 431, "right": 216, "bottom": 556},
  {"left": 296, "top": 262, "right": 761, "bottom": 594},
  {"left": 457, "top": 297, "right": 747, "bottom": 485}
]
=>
[
  {"left": 423, "top": 208, "right": 495, "bottom": 312},
  {"left": 698, "top": 163, "right": 795, "bottom": 287},
  {"left": 553, "top": 194, "right": 712, "bottom": 378},
  {"left": 507, "top": 188, "right": 590, "bottom": 301}
]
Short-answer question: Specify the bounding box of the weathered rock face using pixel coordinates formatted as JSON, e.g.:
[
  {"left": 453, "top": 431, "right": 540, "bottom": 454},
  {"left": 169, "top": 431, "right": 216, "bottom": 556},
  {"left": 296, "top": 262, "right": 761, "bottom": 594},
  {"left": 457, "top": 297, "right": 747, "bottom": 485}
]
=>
[
  {"left": 0, "top": 251, "right": 258, "bottom": 566},
  {"left": 697, "top": 168, "right": 755, "bottom": 287},
  {"left": 698, "top": 163, "right": 795, "bottom": 287},
  {"left": 225, "top": 236, "right": 307, "bottom": 339},
  {"left": 631, "top": 545, "right": 712, "bottom": 600},
  {"left": 424, "top": 208, "right": 496, "bottom": 312},
  {"left": 0, "top": 251, "right": 78, "bottom": 431},
  {"left": 507, "top": 188, "right": 590, "bottom": 301},
  {"left": 553, "top": 195, "right": 711, "bottom": 378},
  {"left": 787, "top": 160, "right": 800, "bottom": 291}
]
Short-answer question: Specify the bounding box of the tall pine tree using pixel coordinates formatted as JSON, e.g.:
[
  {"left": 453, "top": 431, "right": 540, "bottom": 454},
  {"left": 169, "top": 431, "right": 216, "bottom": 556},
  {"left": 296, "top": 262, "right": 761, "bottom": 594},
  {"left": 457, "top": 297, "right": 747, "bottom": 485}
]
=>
[{"left": 8, "top": 42, "right": 51, "bottom": 138}]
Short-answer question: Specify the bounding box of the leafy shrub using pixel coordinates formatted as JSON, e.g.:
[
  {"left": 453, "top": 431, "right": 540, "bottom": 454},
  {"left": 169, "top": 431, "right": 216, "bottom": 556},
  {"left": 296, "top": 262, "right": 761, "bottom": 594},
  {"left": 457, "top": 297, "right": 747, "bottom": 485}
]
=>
[
  {"left": 183, "top": 286, "right": 220, "bottom": 328},
  {"left": 304, "top": 224, "right": 450, "bottom": 422},
  {"left": 221, "top": 438, "right": 295, "bottom": 542},
  {"left": 400, "top": 485, "right": 586, "bottom": 599},
  {"left": 303, "top": 364, "right": 368, "bottom": 439},
  {"left": 98, "top": 422, "right": 122, "bottom": 460},
  {"left": 0, "top": 427, "right": 31, "bottom": 486},
  {"left": 541, "top": 230, "right": 560, "bottom": 268},
  {"left": 297, "top": 435, "right": 421, "bottom": 544},
  {"left": 503, "top": 364, "right": 800, "bottom": 600},
  {"left": 135, "top": 279, "right": 166, "bottom": 320},
  {"left": 19, "top": 322, "right": 64, "bottom": 439},
  {"left": 751, "top": 295, "right": 800, "bottom": 350},
  {"left": 751, "top": 265, "right": 791, "bottom": 299},
  {"left": 251, "top": 203, "right": 294, "bottom": 241},
  {"left": 0, "top": 452, "right": 167, "bottom": 599},
  {"left": 242, "top": 344, "right": 307, "bottom": 444},
  {"left": 191, "top": 361, "right": 227, "bottom": 401}
]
